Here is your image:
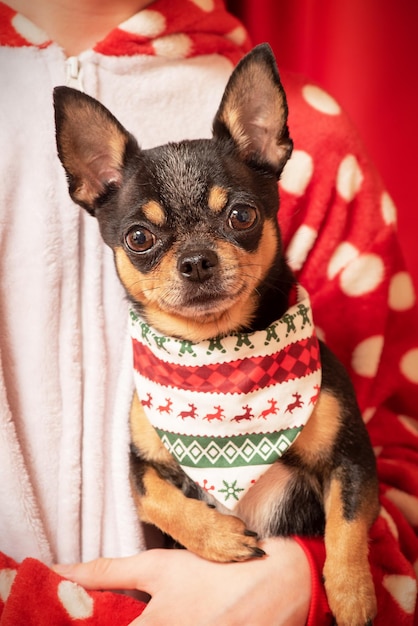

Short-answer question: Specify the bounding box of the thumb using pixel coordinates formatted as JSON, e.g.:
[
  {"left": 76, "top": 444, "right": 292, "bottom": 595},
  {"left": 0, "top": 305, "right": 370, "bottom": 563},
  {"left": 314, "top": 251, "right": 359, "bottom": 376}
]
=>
[{"left": 52, "top": 551, "right": 162, "bottom": 595}]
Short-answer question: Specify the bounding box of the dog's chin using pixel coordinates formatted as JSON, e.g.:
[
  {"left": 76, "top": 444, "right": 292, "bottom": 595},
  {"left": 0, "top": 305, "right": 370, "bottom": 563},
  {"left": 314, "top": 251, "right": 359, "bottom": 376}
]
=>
[
  {"left": 165, "top": 295, "right": 238, "bottom": 324},
  {"left": 144, "top": 285, "right": 257, "bottom": 341},
  {"left": 169, "top": 279, "right": 252, "bottom": 318}
]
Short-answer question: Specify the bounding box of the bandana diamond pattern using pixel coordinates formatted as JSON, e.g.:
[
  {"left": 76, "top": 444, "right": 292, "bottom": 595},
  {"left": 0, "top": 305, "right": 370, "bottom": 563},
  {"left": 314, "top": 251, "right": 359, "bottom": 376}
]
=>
[
  {"left": 158, "top": 429, "right": 302, "bottom": 468},
  {"left": 133, "top": 334, "right": 320, "bottom": 394}
]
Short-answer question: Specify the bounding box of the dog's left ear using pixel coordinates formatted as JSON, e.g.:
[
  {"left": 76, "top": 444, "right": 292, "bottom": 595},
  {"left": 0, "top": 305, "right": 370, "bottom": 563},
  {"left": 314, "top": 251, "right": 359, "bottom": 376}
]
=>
[{"left": 213, "top": 43, "right": 293, "bottom": 176}]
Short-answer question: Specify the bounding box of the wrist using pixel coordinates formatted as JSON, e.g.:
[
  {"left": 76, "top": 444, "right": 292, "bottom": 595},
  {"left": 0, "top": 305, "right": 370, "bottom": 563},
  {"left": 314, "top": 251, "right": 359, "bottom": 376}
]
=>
[{"left": 260, "top": 537, "right": 312, "bottom": 625}]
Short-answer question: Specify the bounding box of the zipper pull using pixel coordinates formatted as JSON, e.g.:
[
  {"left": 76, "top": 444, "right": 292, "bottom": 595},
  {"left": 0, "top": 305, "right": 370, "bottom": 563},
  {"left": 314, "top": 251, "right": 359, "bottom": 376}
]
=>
[{"left": 66, "top": 56, "right": 84, "bottom": 91}]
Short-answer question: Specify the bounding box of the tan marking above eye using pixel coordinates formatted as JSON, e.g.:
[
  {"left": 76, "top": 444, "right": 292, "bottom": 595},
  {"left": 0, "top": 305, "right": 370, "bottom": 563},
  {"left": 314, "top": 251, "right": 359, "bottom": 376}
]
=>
[
  {"left": 142, "top": 200, "right": 166, "bottom": 226},
  {"left": 208, "top": 186, "right": 229, "bottom": 214}
]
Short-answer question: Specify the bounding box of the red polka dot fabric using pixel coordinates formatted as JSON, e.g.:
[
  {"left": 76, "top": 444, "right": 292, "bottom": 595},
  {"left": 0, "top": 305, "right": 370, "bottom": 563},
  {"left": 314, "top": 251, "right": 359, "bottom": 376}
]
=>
[
  {"left": 0, "top": 0, "right": 251, "bottom": 64},
  {"left": 0, "top": 553, "right": 145, "bottom": 625},
  {"left": 0, "top": 0, "right": 417, "bottom": 623},
  {"left": 279, "top": 71, "right": 418, "bottom": 625}
]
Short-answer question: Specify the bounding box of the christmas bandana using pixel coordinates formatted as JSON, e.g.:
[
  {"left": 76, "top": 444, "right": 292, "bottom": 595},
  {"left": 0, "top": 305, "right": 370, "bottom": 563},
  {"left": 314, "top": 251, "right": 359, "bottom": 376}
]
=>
[{"left": 130, "top": 286, "right": 322, "bottom": 509}]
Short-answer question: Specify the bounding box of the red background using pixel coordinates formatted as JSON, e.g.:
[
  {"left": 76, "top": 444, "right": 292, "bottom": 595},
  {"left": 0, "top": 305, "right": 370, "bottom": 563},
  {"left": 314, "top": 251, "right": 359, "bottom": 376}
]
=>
[{"left": 227, "top": 0, "right": 418, "bottom": 290}]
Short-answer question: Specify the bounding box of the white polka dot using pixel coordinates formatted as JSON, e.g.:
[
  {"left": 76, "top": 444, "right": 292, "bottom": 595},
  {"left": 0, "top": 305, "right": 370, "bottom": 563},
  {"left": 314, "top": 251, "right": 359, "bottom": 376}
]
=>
[
  {"left": 389, "top": 272, "right": 416, "bottom": 311},
  {"left": 379, "top": 507, "right": 399, "bottom": 539},
  {"left": 381, "top": 191, "right": 397, "bottom": 226},
  {"left": 119, "top": 10, "right": 166, "bottom": 38},
  {"left": 12, "top": 14, "right": 49, "bottom": 45},
  {"left": 382, "top": 575, "right": 417, "bottom": 614},
  {"left": 352, "top": 336, "right": 384, "bottom": 377},
  {"left": 362, "top": 407, "right": 376, "bottom": 423},
  {"left": 0, "top": 568, "right": 17, "bottom": 602},
  {"left": 327, "top": 242, "right": 359, "bottom": 279},
  {"left": 340, "top": 253, "right": 385, "bottom": 297},
  {"left": 285, "top": 224, "right": 317, "bottom": 272},
  {"left": 398, "top": 415, "right": 418, "bottom": 437},
  {"left": 189, "top": 0, "right": 215, "bottom": 10},
  {"left": 386, "top": 488, "right": 418, "bottom": 526},
  {"left": 336, "top": 154, "right": 364, "bottom": 202},
  {"left": 302, "top": 85, "right": 341, "bottom": 115},
  {"left": 57, "top": 580, "right": 94, "bottom": 619},
  {"left": 280, "top": 150, "right": 314, "bottom": 196},
  {"left": 400, "top": 348, "right": 418, "bottom": 384},
  {"left": 226, "top": 26, "right": 247, "bottom": 46},
  {"left": 152, "top": 34, "right": 193, "bottom": 59}
]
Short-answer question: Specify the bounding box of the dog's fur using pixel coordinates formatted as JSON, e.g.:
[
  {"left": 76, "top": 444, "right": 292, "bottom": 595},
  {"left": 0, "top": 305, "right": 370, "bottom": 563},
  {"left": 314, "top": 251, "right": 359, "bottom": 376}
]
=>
[{"left": 54, "top": 44, "right": 379, "bottom": 626}]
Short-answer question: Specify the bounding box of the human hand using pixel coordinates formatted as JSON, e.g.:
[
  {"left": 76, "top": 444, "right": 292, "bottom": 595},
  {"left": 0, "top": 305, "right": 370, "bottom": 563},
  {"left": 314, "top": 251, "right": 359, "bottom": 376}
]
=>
[{"left": 53, "top": 537, "right": 311, "bottom": 626}]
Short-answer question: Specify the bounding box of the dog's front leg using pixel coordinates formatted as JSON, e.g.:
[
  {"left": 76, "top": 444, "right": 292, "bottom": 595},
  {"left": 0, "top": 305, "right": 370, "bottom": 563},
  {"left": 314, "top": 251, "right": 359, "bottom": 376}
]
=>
[
  {"left": 323, "top": 474, "right": 378, "bottom": 626},
  {"left": 129, "top": 394, "right": 264, "bottom": 562}
]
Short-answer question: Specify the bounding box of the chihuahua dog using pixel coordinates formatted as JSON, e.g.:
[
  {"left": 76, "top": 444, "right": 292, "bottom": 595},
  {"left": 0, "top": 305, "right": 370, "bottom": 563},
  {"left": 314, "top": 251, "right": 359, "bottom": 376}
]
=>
[{"left": 54, "top": 44, "right": 379, "bottom": 626}]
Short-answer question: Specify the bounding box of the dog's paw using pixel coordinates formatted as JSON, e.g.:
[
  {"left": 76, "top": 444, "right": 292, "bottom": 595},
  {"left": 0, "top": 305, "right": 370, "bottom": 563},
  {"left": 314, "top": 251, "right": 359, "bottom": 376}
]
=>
[
  {"left": 185, "top": 508, "right": 265, "bottom": 563},
  {"left": 324, "top": 564, "right": 377, "bottom": 626}
]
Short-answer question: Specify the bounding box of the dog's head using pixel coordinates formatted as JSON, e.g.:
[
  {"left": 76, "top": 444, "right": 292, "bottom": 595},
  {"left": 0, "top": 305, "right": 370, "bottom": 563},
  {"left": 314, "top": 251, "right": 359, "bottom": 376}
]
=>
[{"left": 54, "top": 44, "right": 293, "bottom": 341}]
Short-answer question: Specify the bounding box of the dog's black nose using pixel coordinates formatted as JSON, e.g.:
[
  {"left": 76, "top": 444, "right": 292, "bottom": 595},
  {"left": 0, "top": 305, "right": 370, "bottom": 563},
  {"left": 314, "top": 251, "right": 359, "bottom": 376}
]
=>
[{"left": 178, "top": 249, "right": 218, "bottom": 283}]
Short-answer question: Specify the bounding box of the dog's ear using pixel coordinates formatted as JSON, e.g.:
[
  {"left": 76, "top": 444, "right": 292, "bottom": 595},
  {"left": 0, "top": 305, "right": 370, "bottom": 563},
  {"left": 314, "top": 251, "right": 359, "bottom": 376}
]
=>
[
  {"left": 54, "top": 86, "right": 136, "bottom": 215},
  {"left": 213, "top": 43, "right": 293, "bottom": 176}
]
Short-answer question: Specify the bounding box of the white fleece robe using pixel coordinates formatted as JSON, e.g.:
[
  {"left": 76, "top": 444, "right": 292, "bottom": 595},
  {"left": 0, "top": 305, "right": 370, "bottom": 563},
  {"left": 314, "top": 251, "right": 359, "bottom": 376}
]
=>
[{"left": 0, "top": 33, "right": 239, "bottom": 565}]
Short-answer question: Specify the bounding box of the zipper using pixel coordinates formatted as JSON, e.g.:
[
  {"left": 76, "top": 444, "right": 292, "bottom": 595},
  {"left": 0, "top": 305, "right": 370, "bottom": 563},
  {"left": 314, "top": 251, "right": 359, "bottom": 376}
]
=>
[{"left": 66, "top": 56, "right": 84, "bottom": 91}]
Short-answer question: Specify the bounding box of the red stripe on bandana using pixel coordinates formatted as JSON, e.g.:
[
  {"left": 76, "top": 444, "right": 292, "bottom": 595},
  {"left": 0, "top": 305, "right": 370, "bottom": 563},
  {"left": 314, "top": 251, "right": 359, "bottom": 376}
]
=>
[{"left": 132, "top": 334, "right": 321, "bottom": 394}]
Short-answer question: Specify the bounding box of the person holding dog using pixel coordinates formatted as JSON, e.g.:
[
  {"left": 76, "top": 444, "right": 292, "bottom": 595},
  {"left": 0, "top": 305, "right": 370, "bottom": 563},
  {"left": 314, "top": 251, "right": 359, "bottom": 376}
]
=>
[{"left": 0, "top": 0, "right": 417, "bottom": 624}]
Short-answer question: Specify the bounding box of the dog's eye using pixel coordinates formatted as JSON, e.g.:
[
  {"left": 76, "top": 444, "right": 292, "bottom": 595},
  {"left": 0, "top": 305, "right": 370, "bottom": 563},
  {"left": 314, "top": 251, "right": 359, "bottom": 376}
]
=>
[
  {"left": 125, "top": 226, "right": 156, "bottom": 253},
  {"left": 228, "top": 206, "right": 258, "bottom": 231}
]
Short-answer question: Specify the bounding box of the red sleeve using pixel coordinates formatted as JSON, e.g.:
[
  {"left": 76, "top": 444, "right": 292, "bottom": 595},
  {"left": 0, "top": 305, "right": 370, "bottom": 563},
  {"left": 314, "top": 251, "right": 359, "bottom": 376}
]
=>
[
  {"left": 293, "top": 537, "right": 333, "bottom": 625},
  {"left": 280, "top": 71, "right": 418, "bottom": 625}
]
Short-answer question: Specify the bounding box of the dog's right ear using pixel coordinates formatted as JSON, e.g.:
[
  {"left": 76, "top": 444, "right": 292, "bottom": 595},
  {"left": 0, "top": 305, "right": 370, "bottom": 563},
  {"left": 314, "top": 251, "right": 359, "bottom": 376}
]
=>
[{"left": 54, "top": 87, "right": 136, "bottom": 215}]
